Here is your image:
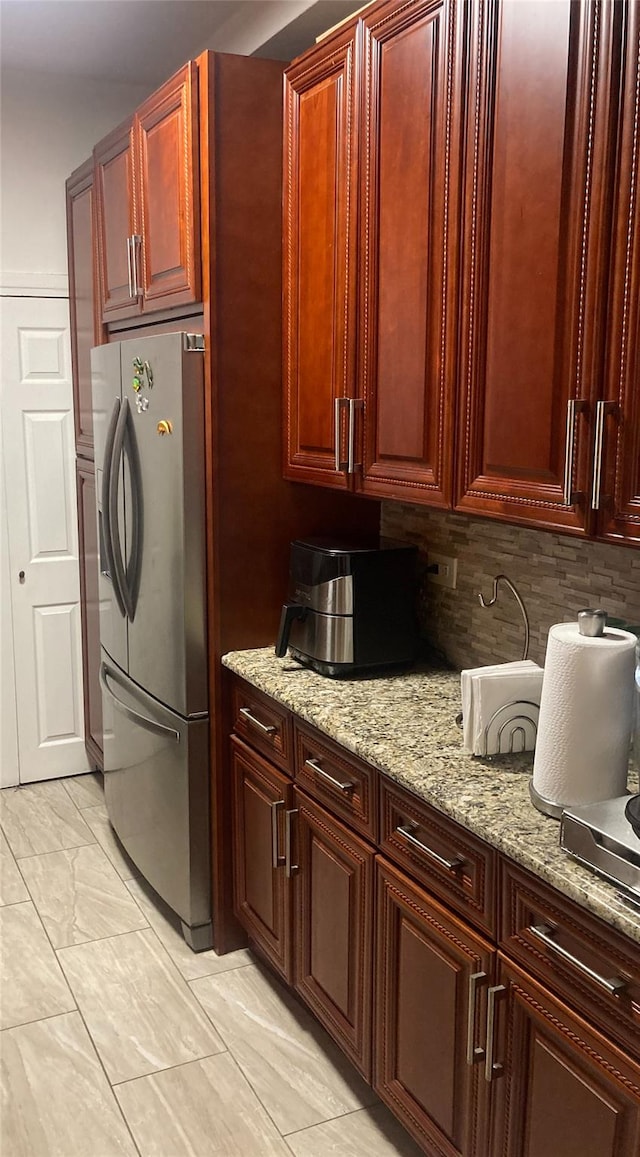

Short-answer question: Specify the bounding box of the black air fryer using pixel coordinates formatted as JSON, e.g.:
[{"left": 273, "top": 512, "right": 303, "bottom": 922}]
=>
[{"left": 275, "top": 537, "right": 418, "bottom": 677}]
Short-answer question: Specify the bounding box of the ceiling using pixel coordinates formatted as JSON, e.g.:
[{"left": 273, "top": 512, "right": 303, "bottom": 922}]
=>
[{"left": 0, "top": 0, "right": 362, "bottom": 86}]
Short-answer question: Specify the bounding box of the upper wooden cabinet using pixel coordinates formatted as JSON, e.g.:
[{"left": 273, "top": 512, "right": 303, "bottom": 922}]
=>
[
  {"left": 597, "top": 1, "right": 640, "bottom": 544},
  {"left": 286, "top": 0, "right": 639, "bottom": 546},
  {"left": 284, "top": 23, "right": 358, "bottom": 489},
  {"left": 455, "top": 0, "right": 624, "bottom": 537},
  {"left": 284, "top": 0, "right": 465, "bottom": 504},
  {"left": 66, "top": 158, "right": 101, "bottom": 456},
  {"left": 94, "top": 62, "right": 200, "bottom": 324}
]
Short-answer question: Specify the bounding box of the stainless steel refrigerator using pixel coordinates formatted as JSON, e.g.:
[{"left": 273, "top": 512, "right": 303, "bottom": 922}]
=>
[{"left": 91, "top": 332, "right": 212, "bottom": 950}]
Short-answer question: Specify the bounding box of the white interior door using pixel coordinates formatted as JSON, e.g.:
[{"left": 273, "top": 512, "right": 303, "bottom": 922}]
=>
[{"left": 1, "top": 296, "right": 89, "bottom": 782}]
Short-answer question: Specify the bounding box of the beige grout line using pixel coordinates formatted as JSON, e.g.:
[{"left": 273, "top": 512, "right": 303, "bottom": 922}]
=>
[{"left": 109, "top": 1045, "right": 231, "bottom": 1088}]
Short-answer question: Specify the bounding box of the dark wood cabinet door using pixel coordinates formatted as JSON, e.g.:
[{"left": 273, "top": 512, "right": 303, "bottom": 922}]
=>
[
  {"left": 94, "top": 118, "right": 138, "bottom": 322},
  {"left": 66, "top": 159, "right": 102, "bottom": 456},
  {"left": 356, "top": 0, "right": 465, "bottom": 506},
  {"left": 293, "top": 788, "right": 374, "bottom": 1080},
  {"left": 76, "top": 460, "right": 103, "bottom": 768},
  {"left": 231, "top": 737, "right": 293, "bottom": 983},
  {"left": 598, "top": 0, "right": 640, "bottom": 545},
  {"left": 456, "top": 0, "right": 619, "bottom": 535},
  {"left": 491, "top": 956, "right": 640, "bottom": 1157},
  {"left": 136, "top": 61, "right": 200, "bottom": 312},
  {"left": 375, "top": 857, "right": 493, "bottom": 1156},
  {"left": 283, "top": 25, "right": 359, "bottom": 488}
]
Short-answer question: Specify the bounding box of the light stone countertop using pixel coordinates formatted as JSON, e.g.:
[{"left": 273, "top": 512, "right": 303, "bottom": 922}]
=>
[{"left": 222, "top": 647, "right": 640, "bottom": 947}]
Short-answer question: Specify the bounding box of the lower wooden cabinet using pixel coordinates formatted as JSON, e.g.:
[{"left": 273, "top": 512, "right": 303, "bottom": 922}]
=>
[
  {"left": 231, "top": 737, "right": 293, "bottom": 982},
  {"left": 76, "top": 459, "right": 102, "bottom": 768},
  {"left": 231, "top": 736, "right": 375, "bottom": 1078},
  {"left": 293, "top": 789, "right": 374, "bottom": 1079},
  {"left": 490, "top": 956, "right": 640, "bottom": 1157},
  {"left": 229, "top": 685, "right": 640, "bottom": 1157},
  {"left": 375, "top": 857, "right": 494, "bottom": 1156}
]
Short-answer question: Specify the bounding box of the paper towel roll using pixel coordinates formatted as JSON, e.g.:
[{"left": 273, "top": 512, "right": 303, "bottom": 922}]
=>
[{"left": 532, "top": 623, "right": 636, "bottom": 810}]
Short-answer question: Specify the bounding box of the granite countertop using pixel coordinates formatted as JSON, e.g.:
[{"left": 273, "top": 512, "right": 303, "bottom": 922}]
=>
[{"left": 222, "top": 648, "right": 640, "bottom": 946}]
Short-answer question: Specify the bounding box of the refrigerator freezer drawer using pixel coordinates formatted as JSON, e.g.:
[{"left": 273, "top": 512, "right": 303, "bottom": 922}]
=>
[{"left": 100, "top": 655, "right": 211, "bottom": 942}]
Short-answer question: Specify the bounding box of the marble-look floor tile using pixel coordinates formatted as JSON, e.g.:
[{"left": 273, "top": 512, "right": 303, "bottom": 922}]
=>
[
  {"left": 115, "top": 1051, "right": 289, "bottom": 1156},
  {"left": 190, "top": 964, "right": 377, "bottom": 1134},
  {"left": 58, "top": 928, "right": 225, "bottom": 1083},
  {"left": 125, "top": 876, "right": 252, "bottom": 981},
  {"left": 0, "top": 902, "right": 75, "bottom": 1029},
  {"left": 286, "top": 1105, "right": 424, "bottom": 1156},
  {"left": 81, "top": 803, "right": 141, "bottom": 881},
  {"left": 19, "top": 844, "right": 148, "bottom": 948},
  {"left": 62, "top": 771, "right": 104, "bottom": 810},
  {"left": 0, "top": 830, "right": 28, "bottom": 905},
  {"left": 1, "top": 1012, "right": 137, "bottom": 1157},
  {"left": 0, "top": 781, "right": 94, "bottom": 858}
]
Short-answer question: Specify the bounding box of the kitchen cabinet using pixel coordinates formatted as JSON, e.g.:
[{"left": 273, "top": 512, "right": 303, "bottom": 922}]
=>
[
  {"left": 283, "top": 22, "right": 358, "bottom": 489},
  {"left": 286, "top": 0, "right": 639, "bottom": 547},
  {"left": 455, "top": 0, "right": 622, "bottom": 536},
  {"left": 230, "top": 722, "right": 375, "bottom": 1078},
  {"left": 66, "top": 160, "right": 103, "bottom": 771},
  {"left": 228, "top": 671, "right": 640, "bottom": 1157},
  {"left": 293, "top": 787, "right": 374, "bottom": 1078},
  {"left": 94, "top": 61, "right": 200, "bottom": 324},
  {"left": 597, "top": 0, "right": 640, "bottom": 545},
  {"left": 75, "top": 459, "right": 102, "bottom": 768},
  {"left": 66, "top": 158, "right": 102, "bottom": 457},
  {"left": 375, "top": 857, "right": 493, "bottom": 1156},
  {"left": 489, "top": 956, "right": 640, "bottom": 1157},
  {"left": 231, "top": 736, "right": 293, "bottom": 982},
  {"left": 283, "top": 0, "right": 464, "bottom": 504}
]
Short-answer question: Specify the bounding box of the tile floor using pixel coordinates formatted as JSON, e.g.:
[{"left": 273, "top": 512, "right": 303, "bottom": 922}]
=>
[{"left": 0, "top": 774, "right": 422, "bottom": 1157}]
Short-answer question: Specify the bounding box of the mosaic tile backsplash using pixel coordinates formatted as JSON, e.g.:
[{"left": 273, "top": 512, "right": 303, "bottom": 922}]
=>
[{"left": 380, "top": 503, "right": 640, "bottom": 670}]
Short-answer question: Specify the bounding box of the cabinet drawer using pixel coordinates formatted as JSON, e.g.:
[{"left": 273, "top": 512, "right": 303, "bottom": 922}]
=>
[
  {"left": 379, "top": 777, "right": 497, "bottom": 937},
  {"left": 500, "top": 859, "right": 640, "bottom": 1060},
  {"left": 231, "top": 679, "right": 292, "bottom": 773},
  {"left": 294, "top": 724, "right": 378, "bottom": 843}
]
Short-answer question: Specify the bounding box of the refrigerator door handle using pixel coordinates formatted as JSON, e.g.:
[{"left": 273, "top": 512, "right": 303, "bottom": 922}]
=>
[
  {"left": 123, "top": 403, "right": 143, "bottom": 621},
  {"left": 109, "top": 398, "right": 135, "bottom": 621},
  {"left": 101, "top": 398, "right": 127, "bottom": 618},
  {"left": 100, "top": 663, "right": 180, "bottom": 743}
]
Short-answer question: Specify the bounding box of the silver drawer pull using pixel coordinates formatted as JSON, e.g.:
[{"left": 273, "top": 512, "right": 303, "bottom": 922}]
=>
[
  {"left": 304, "top": 757, "right": 355, "bottom": 794},
  {"left": 529, "top": 924, "right": 627, "bottom": 996},
  {"left": 285, "top": 809, "right": 299, "bottom": 877},
  {"left": 239, "top": 707, "right": 277, "bottom": 735},
  {"left": 271, "top": 800, "right": 285, "bottom": 869},
  {"left": 485, "top": 985, "right": 506, "bottom": 1082},
  {"left": 466, "top": 971, "right": 487, "bottom": 1065},
  {"left": 396, "top": 822, "right": 465, "bottom": 873}
]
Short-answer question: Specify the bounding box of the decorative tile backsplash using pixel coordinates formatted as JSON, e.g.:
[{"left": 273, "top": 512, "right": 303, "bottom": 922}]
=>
[{"left": 380, "top": 503, "right": 640, "bottom": 670}]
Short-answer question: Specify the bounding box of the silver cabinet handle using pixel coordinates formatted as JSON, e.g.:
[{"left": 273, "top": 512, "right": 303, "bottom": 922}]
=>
[
  {"left": 271, "top": 800, "right": 285, "bottom": 868},
  {"left": 239, "top": 707, "right": 277, "bottom": 735},
  {"left": 334, "top": 397, "right": 349, "bottom": 471},
  {"left": 126, "top": 236, "right": 134, "bottom": 299},
  {"left": 529, "top": 924, "right": 627, "bottom": 996},
  {"left": 347, "top": 398, "right": 364, "bottom": 474},
  {"left": 285, "top": 809, "right": 299, "bottom": 877},
  {"left": 131, "top": 234, "right": 142, "bottom": 297},
  {"left": 396, "top": 822, "right": 465, "bottom": 872},
  {"left": 591, "top": 400, "right": 616, "bottom": 510},
  {"left": 484, "top": 984, "right": 506, "bottom": 1082},
  {"left": 304, "top": 757, "right": 355, "bottom": 794},
  {"left": 466, "top": 971, "right": 488, "bottom": 1065},
  {"left": 563, "top": 398, "right": 587, "bottom": 504}
]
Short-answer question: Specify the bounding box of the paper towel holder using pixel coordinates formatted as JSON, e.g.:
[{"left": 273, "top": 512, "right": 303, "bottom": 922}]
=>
[{"left": 479, "top": 575, "right": 530, "bottom": 661}]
